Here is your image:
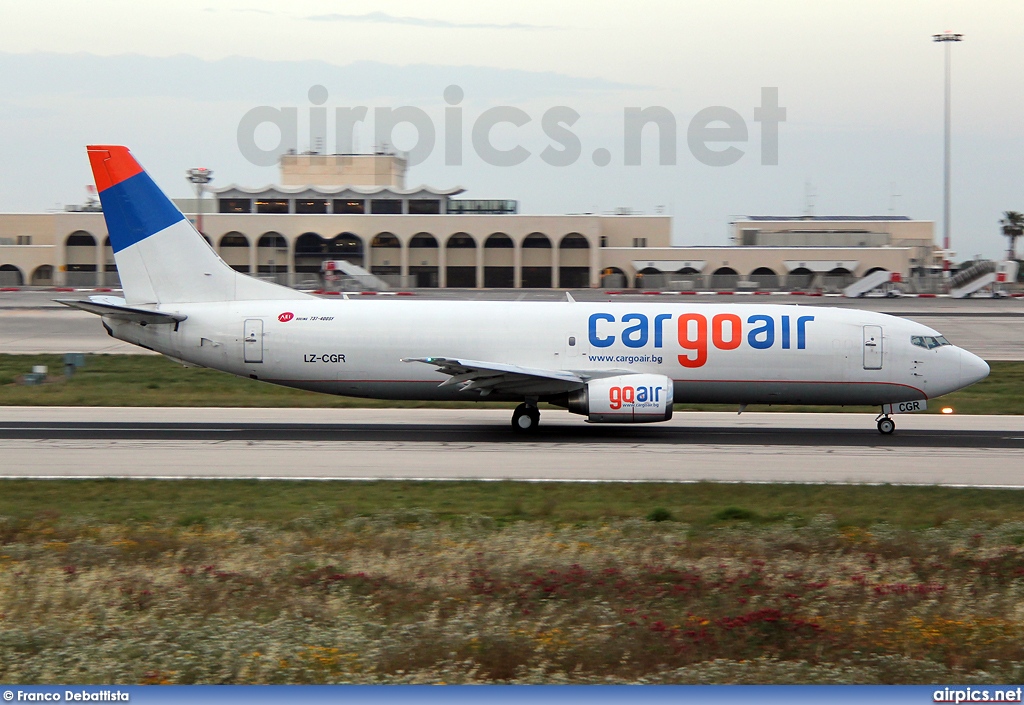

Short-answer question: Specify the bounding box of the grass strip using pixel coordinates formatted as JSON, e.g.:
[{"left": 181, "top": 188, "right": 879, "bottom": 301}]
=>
[{"left": 1, "top": 479, "right": 1023, "bottom": 528}]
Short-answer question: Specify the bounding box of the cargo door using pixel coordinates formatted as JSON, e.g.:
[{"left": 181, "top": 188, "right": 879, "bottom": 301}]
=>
[
  {"left": 863, "top": 325, "right": 883, "bottom": 370},
  {"left": 243, "top": 319, "right": 264, "bottom": 363}
]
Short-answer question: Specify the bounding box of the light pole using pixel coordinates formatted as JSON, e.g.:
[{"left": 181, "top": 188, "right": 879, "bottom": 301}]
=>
[
  {"left": 186, "top": 167, "right": 214, "bottom": 236},
  {"left": 933, "top": 31, "right": 962, "bottom": 272}
]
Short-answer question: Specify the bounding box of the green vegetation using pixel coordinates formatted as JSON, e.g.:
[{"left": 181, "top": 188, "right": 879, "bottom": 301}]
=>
[
  {"left": 3, "top": 481, "right": 1024, "bottom": 684},
  {"left": 0, "top": 354, "right": 502, "bottom": 408},
  {"left": 1, "top": 479, "right": 1024, "bottom": 529},
  {"left": 0, "top": 354, "right": 1021, "bottom": 413}
]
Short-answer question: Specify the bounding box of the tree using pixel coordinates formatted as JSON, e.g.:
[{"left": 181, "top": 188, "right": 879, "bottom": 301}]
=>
[
  {"left": 1001, "top": 211, "right": 1024, "bottom": 259},
  {"left": 1002, "top": 211, "right": 1024, "bottom": 260}
]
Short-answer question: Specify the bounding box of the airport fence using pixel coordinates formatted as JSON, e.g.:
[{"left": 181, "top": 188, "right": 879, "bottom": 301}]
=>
[
  {"left": 319, "top": 274, "right": 416, "bottom": 292},
  {"left": 632, "top": 272, "right": 855, "bottom": 293}
]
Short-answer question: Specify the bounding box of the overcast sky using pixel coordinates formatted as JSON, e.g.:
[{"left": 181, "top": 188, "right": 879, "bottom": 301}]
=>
[{"left": 1, "top": 0, "right": 1022, "bottom": 258}]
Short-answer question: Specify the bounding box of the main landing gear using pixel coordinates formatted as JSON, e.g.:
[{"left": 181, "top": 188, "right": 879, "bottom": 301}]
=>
[
  {"left": 875, "top": 414, "right": 895, "bottom": 435},
  {"left": 511, "top": 402, "right": 540, "bottom": 433}
]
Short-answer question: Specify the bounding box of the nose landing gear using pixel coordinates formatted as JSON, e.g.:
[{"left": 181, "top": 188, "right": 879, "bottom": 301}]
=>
[
  {"left": 511, "top": 402, "right": 540, "bottom": 433},
  {"left": 875, "top": 414, "right": 895, "bottom": 434}
]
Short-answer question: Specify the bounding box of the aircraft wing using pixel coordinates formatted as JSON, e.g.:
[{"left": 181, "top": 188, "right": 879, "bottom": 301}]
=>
[
  {"left": 403, "top": 356, "right": 587, "bottom": 397},
  {"left": 56, "top": 298, "right": 187, "bottom": 325}
]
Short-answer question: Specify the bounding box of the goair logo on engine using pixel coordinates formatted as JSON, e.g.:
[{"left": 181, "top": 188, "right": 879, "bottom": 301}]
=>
[
  {"left": 588, "top": 312, "right": 815, "bottom": 368},
  {"left": 574, "top": 373, "right": 675, "bottom": 423},
  {"left": 608, "top": 383, "right": 664, "bottom": 410}
]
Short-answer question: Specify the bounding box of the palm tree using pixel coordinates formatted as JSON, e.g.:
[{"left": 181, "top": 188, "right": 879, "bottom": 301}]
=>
[{"left": 1001, "top": 211, "right": 1024, "bottom": 260}]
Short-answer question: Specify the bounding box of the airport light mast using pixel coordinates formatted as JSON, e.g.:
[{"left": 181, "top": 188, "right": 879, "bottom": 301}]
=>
[
  {"left": 186, "top": 167, "right": 214, "bottom": 236},
  {"left": 933, "top": 31, "right": 962, "bottom": 272}
]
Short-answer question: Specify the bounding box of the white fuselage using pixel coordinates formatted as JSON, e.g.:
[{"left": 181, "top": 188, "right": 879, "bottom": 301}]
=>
[{"left": 104, "top": 299, "right": 984, "bottom": 407}]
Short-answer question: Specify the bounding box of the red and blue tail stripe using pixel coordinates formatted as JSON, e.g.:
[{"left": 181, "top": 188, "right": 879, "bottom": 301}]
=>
[{"left": 87, "top": 145, "right": 185, "bottom": 254}]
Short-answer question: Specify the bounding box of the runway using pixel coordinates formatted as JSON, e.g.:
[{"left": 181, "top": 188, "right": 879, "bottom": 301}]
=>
[{"left": 1, "top": 408, "right": 1023, "bottom": 487}]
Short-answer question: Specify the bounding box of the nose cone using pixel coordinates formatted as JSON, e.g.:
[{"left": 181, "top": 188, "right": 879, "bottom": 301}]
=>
[{"left": 960, "top": 349, "right": 990, "bottom": 388}]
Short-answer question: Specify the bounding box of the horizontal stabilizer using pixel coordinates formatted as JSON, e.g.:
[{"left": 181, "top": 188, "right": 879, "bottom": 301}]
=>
[{"left": 56, "top": 298, "right": 186, "bottom": 325}]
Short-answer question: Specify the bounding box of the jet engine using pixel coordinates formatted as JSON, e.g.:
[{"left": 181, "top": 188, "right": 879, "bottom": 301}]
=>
[{"left": 567, "top": 374, "right": 674, "bottom": 423}]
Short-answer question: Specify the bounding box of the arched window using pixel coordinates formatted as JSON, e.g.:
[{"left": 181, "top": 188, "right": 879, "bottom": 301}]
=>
[
  {"left": 65, "top": 231, "right": 98, "bottom": 280},
  {"left": 787, "top": 267, "right": 814, "bottom": 290},
  {"left": 217, "top": 232, "right": 250, "bottom": 272},
  {"left": 521, "top": 233, "right": 552, "bottom": 287},
  {"left": 635, "top": 266, "right": 663, "bottom": 290},
  {"left": 369, "top": 232, "right": 401, "bottom": 276},
  {"left": 558, "top": 233, "right": 590, "bottom": 287},
  {"left": 295, "top": 233, "right": 326, "bottom": 255},
  {"left": 522, "top": 233, "right": 551, "bottom": 248},
  {"left": 445, "top": 233, "right": 477, "bottom": 287},
  {"left": 600, "top": 267, "right": 627, "bottom": 288},
  {"left": 483, "top": 234, "right": 514, "bottom": 287},
  {"left": 559, "top": 233, "right": 589, "bottom": 249},
  {"left": 371, "top": 233, "right": 400, "bottom": 248},
  {"left": 66, "top": 231, "right": 96, "bottom": 247},
  {"left": 408, "top": 233, "right": 439, "bottom": 287},
  {"left": 256, "top": 232, "right": 288, "bottom": 277},
  {"left": 710, "top": 267, "right": 739, "bottom": 290},
  {"left": 446, "top": 233, "right": 476, "bottom": 248},
  {"left": 31, "top": 265, "right": 54, "bottom": 286},
  {"left": 0, "top": 264, "right": 24, "bottom": 286},
  {"left": 329, "top": 233, "right": 362, "bottom": 256},
  {"left": 484, "top": 233, "right": 513, "bottom": 248},
  {"left": 409, "top": 233, "right": 438, "bottom": 248},
  {"left": 749, "top": 267, "right": 779, "bottom": 289},
  {"left": 258, "top": 232, "right": 287, "bottom": 249},
  {"left": 822, "top": 267, "right": 854, "bottom": 292},
  {"left": 219, "top": 232, "right": 249, "bottom": 248}
]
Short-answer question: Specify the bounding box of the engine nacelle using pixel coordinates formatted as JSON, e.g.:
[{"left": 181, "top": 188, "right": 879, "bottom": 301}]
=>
[{"left": 567, "top": 374, "right": 674, "bottom": 423}]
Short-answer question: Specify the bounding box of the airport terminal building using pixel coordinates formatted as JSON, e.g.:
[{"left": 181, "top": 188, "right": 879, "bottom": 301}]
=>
[{"left": 0, "top": 153, "right": 936, "bottom": 290}]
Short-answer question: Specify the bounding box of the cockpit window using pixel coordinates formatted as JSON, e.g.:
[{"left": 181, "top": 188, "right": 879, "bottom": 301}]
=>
[{"left": 911, "top": 335, "right": 951, "bottom": 350}]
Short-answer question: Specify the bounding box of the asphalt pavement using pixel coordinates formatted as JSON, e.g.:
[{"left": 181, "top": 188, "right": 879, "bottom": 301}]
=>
[{"left": 1, "top": 408, "right": 1021, "bottom": 486}]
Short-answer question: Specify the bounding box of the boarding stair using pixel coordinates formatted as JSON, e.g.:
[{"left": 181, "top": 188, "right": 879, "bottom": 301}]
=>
[
  {"left": 950, "top": 260, "right": 1018, "bottom": 298},
  {"left": 321, "top": 260, "right": 391, "bottom": 291},
  {"left": 843, "top": 269, "right": 902, "bottom": 298}
]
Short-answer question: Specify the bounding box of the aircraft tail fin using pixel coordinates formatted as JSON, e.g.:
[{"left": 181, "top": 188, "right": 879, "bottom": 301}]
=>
[{"left": 86, "top": 145, "right": 308, "bottom": 305}]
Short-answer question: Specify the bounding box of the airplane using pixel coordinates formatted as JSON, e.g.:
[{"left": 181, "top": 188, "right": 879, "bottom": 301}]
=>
[{"left": 61, "top": 145, "right": 990, "bottom": 435}]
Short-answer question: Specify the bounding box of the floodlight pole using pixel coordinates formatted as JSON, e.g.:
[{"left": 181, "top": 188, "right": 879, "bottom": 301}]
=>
[
  {"left": 933, "top": 31, "right": 962, "bottom": 271},
  {"left": 186, "top": 167, "right": 214, "bottom": 236}
]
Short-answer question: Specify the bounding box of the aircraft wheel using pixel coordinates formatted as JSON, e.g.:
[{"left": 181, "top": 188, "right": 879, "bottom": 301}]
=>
[
  {"left": 877, "top": 417, "right": 895, "bottom": 435},
  {"left": 511, "top": 403, "right": 540, "bottom": 433}
]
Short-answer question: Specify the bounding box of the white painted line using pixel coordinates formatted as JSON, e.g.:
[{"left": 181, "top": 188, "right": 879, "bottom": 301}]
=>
[{"left": 2, "top": 475, "right": 1024, "bottom": 489}]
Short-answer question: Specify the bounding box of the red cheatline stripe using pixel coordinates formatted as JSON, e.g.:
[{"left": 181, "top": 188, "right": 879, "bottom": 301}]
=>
[{"left": 86, "top": 145, "right": 144, "bottom": 193}]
